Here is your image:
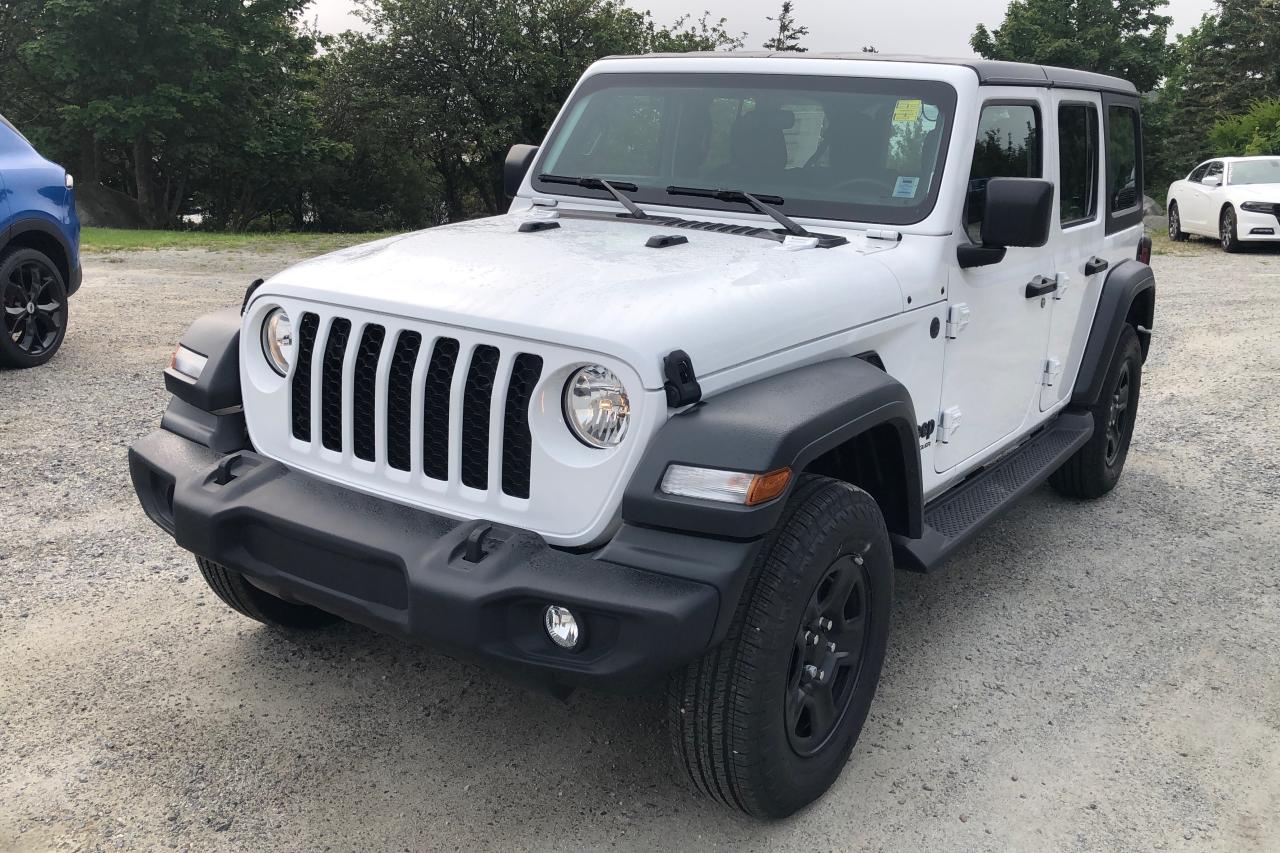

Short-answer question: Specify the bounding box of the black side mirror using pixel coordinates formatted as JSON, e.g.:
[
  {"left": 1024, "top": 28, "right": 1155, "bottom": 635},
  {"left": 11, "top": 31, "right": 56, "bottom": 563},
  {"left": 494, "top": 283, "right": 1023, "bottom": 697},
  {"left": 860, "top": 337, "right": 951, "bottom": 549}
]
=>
[
  {"left": 504, "top": 144, "right": 539, "bottom": 198},
  {"left": 958, "top": 177, "right": 1055, "bottom": 269}
]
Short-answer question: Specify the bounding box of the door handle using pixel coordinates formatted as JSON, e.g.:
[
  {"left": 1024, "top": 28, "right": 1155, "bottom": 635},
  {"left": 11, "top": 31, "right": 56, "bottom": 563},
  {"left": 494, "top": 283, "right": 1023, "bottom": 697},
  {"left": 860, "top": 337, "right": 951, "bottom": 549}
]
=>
[
  {"left": 1084, "top": 257, "right": 1109, "bottom": 276},
  {"left": 1025, "top": 276, "right": 1058, "bottom": 298}
]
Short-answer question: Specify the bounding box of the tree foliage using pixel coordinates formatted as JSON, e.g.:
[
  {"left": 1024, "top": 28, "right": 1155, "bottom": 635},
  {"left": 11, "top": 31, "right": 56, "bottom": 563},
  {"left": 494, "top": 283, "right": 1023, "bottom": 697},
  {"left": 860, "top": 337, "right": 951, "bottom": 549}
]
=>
[
  {"left": 763, "top": 2, "right": 810, "bottom": 52},
  {"left": 971, "top": 0, "right": 1172, "bottom": 93},
  {"left": 1209, "top": 99, "right": 1280, "bottom": 156},
  {"left": 0, "top": 0, "right": 803, "bottom": 230}
]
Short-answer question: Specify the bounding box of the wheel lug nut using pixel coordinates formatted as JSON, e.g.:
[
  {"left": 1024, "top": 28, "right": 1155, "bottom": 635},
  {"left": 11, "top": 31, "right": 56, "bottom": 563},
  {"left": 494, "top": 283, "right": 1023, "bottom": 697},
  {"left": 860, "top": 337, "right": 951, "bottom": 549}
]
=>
[
  {"left": 826, "top": 641, "right": 837, "bottom": 652},
  {"left": 818, "top": 617, "right": 833, "bottom": 632},
  {"left": 803, "top": 664, "right": 819, "bottom": 681},
  {"left": 805, "top": 631, "right": 821, "bottom": 646}
]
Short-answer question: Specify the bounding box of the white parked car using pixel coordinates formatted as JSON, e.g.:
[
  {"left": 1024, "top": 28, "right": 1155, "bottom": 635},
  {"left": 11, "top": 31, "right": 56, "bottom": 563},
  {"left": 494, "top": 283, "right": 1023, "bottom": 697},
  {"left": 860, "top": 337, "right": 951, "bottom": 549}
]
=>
[
  {"left": 129, "top": 53, "right": 1155, "bottom": 818},
  {"left": 1167, "top": 155, "right": 1280, "bottom": 251}
]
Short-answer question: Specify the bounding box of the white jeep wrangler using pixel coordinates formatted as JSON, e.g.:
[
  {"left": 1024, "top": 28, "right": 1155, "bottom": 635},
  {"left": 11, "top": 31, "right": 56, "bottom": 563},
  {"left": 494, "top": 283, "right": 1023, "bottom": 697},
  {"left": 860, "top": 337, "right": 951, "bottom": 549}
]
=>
[{"left": 130, "top": 53, "right": 1155, "bottom": 818}]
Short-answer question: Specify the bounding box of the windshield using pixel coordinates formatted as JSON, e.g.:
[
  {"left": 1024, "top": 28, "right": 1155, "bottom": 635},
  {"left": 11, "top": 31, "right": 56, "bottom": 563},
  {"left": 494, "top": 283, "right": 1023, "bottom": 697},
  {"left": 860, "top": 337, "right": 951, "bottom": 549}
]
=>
[
  {"left": 1229, "top": 158, "right": 1280, "bottom": 186},
  {"left": 534, "top": 72, "right": 957, "bottom": 226}
]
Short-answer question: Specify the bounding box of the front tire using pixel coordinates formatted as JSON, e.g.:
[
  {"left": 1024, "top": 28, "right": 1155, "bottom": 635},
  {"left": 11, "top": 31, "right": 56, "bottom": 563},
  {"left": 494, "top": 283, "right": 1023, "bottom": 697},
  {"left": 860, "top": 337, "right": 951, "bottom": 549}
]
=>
[
  {"left": 1050, "top": 324, "right": 1143, "bottom": 499},
  {"left": 1167, "top": 201, "right": 1188, "bottom": 242},
  {"left": 1221, "top": 206, "right": 1242, "bottom": 253},
  {"left": 197, "top": 557, "right": 339, "bottom": 630},
  {"left": 668, "top": 475, "right": 893, "bottom": 819},
  {"left": 0, "top": 247, "right": 69, "bottom": 368}
]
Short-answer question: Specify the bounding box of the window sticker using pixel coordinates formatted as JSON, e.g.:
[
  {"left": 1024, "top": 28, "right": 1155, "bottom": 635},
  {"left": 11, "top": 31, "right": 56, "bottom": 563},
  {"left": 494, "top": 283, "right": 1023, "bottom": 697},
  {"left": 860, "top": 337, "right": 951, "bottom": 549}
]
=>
[
  {"left": 893, "top": 176, "right": 921, "bottom": 199},
  {"left": 892, "top": 99, "right": 923, "bottom": 123}
]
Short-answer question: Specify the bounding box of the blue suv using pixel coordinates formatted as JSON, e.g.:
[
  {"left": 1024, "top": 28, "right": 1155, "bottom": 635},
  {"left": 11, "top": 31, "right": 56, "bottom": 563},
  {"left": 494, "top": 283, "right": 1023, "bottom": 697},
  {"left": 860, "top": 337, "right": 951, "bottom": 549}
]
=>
[{"left": 1, "top": 112, "right": 80, "bottom": 368}]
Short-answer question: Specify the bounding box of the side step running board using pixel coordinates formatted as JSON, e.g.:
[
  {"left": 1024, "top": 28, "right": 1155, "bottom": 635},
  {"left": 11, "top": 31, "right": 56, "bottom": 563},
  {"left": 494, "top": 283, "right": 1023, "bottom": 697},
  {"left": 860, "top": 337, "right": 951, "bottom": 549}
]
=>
[{"left": 892, "top": 411, "right": 1095, "bottom": 573}]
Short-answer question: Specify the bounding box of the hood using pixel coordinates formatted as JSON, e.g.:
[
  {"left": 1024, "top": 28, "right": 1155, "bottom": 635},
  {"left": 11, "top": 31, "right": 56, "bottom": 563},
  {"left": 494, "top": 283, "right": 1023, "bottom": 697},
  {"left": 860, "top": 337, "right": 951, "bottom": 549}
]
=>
[
  {"left": 1228, "top": 182, "right": 1280, "bottom": 200},
  {"left": 261, "top": 213, "right": 905, "bottom": 389}
]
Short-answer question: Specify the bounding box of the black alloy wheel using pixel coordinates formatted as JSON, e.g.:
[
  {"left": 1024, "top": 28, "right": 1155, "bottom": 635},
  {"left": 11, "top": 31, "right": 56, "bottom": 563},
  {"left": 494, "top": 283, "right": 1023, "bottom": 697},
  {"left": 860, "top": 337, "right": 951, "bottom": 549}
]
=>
[
  {"left": 1, "top": 248, "right": 68, "bottom": 368},
  {"left": 786, "top": 553, "right": 872, "bottom": 757},
  {"left": 1104, "top": 361, "right": 1133, "bottom": 467}
]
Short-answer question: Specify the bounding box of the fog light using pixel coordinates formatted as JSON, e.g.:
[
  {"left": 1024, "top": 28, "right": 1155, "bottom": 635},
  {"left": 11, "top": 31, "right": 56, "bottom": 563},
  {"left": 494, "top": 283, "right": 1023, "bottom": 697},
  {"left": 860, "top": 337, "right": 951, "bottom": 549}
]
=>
[{"left": 543, "top": 605, "right": 582, "bottom": 650}]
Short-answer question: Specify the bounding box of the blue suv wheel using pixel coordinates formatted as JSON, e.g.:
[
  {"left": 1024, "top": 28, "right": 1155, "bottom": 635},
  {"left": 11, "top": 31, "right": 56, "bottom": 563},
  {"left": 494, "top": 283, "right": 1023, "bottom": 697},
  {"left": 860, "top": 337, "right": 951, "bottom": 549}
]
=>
[{"left": 0, "top": 112, "right": 81, "bottom": 369}]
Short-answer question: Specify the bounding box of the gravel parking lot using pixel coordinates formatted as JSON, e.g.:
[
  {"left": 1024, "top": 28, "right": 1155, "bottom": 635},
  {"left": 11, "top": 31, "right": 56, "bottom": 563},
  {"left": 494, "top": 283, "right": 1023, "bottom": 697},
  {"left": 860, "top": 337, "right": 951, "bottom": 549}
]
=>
[{"left": 2, "top": 239, "right": 1278, "bottom": 852}]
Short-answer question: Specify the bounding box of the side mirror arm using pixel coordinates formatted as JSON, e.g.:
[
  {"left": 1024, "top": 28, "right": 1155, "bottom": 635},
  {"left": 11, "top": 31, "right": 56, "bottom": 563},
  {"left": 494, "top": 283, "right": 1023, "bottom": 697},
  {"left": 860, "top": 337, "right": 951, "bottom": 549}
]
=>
[{"left": 957, "top": 244, "right": 1007, "bottom": 269}]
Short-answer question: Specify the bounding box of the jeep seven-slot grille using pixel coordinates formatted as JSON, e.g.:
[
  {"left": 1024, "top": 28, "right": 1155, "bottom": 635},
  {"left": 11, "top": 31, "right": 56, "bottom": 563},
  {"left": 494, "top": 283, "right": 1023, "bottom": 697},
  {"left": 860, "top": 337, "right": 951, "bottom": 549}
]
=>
[{"left": 290, "top": 317, "right": 542, "bottom": 498}]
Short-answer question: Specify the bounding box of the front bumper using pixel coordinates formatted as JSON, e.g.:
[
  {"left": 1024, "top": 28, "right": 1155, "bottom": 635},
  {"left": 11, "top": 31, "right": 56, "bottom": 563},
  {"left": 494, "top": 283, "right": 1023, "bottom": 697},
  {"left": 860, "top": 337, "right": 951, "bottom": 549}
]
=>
[
  {"left": 1237, "top": 207, "right": 1280, "bottom": 241},
  {"left": 128, "top": 429, "right": 741, "bottom": 690}
]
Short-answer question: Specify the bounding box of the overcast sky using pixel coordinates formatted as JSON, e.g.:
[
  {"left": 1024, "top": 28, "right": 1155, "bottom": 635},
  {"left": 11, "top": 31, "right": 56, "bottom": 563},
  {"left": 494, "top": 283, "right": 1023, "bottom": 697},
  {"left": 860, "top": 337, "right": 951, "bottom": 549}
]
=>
[{"left": 305, "top": 0, "right": 1217, "bottom": 55}]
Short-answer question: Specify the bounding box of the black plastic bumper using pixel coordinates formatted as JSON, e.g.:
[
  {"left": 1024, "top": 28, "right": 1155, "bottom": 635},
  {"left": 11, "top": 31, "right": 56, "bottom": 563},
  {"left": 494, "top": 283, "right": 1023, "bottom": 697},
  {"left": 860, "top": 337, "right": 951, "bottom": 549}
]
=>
[{"left": 128, "top": 429, "right": 752, "bottom": 690}]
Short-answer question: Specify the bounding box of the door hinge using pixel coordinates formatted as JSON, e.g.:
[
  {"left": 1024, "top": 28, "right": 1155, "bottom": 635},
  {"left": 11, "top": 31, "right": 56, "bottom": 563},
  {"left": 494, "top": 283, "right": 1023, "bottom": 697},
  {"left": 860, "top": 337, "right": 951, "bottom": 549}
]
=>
[
  {"left": 937, "top": 406, "right": 962, "bottom": 444},
  {"left": 1042, "top": 357, "right": 1063, "bottom": 387},
  {"left": 1053, "top": 272, "right": 1070, "bottom": 300},
  {"left": 945, "top": 304, "right": 970, "bottom": 339}
]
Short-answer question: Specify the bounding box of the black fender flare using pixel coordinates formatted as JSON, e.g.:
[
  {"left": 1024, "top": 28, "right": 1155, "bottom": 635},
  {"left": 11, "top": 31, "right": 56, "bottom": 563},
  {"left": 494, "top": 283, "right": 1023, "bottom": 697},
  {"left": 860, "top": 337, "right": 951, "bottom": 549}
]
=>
[
  {"left": 3, "top": 216, "right": 81, "bottom": 295},
  {"left": 1071, "top": 259, "right": 1155, "bottom": 408},
  {"left": 621, "top": 357, "right": 923, "bottom": 541}
]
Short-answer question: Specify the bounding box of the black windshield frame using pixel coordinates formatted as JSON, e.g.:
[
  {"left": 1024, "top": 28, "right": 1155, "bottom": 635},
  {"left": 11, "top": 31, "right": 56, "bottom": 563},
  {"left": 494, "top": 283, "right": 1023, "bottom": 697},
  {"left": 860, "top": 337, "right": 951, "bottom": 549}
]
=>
[{"left": 531, "top": 72, "right": 959, "bottom": 227}]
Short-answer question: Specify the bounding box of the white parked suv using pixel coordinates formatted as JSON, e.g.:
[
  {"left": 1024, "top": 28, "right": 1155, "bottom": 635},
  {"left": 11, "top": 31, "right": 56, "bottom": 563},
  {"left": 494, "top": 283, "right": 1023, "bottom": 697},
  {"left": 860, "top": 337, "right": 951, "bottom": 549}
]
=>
[
  {"left": 1167, "top": 155, "right": 1280, "bottom": 251},
  {"left": 130, "top": 53, "right": 1155, "bottom": 818}
]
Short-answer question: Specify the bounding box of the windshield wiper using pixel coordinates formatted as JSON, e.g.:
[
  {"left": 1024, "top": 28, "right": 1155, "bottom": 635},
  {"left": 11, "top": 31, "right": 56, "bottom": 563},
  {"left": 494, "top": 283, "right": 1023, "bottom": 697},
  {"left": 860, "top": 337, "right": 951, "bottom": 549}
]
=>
[
  {"left": 666, "top": 186, "right": 811, "bottom": 237},
  {"left": 538, "top": 174, "right": 651, "bottom": 219}
]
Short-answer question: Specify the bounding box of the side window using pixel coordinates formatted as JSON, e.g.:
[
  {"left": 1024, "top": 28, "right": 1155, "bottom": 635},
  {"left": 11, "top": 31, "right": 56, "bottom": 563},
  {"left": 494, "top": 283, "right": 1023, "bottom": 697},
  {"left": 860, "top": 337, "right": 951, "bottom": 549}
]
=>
[
  {"left": 966, "top": 103, "right": 1041, "bottom": 242},
  {"left": 1106, "top": 105, "right": 1140, "bottom": 213},
  {"left": 1188, "top": 163, "right": 1210, "bottom": 182},
  {"left": 1202, "top": 161, "right": 1224, "bottom": 185},
  {"left": 1058, "top": 103, "right": 1099, "bottom": 226}
]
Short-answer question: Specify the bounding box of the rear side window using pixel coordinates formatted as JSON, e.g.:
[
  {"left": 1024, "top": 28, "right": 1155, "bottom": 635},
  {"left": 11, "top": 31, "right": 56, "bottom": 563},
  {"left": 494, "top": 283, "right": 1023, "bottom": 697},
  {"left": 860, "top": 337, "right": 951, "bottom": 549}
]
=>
[
  {"left": 966, "top": 103, "right": 1041, "bottom": 242},
  {"left": 1058, "top": 103, "right": 1099, "bottom": 226},
  {"left": 1106, "top": 105, "right": 1140, "bottom": 213}
]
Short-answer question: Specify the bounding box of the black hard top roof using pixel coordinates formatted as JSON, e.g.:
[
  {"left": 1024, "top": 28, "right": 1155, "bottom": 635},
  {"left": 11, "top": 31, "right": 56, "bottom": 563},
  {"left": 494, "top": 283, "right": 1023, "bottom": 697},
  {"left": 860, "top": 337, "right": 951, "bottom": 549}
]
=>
[{"left": 601, "top": 52, "right": 1139, "bottom": 97}]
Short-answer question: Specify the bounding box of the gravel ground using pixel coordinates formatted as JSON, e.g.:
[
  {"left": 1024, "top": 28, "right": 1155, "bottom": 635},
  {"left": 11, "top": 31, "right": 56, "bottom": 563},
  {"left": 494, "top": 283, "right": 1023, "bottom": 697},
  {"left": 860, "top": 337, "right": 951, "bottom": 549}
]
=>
[{"left": 1, "top": 240, "right": 1278, "bottom": 852}]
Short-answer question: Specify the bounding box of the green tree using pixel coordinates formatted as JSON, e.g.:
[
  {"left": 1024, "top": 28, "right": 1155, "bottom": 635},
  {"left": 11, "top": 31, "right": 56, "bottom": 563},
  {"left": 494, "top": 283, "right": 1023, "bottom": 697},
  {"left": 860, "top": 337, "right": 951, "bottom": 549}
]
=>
[
  {"left": 1209, "top": 100, "right": 1280, "bottom": 156},
  {"left": 1153, "top": 0, "right": 1280, "bottom": 184},
  {"left": 763, "top": 2, "right": 810, "bottom": 52},
  {"left": 5, "top": 0, "right": 331, "bottom": 228},
  {"left": 971, "top": 0, "right": 1172, "bottom": 93}
]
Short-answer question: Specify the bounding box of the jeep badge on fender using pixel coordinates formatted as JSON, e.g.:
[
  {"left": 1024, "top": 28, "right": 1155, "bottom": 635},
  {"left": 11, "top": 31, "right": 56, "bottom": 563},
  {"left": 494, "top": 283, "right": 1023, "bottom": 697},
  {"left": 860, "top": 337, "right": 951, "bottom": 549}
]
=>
[{"left": 129, "top": 54, "right": 1154, "bottom": 819}]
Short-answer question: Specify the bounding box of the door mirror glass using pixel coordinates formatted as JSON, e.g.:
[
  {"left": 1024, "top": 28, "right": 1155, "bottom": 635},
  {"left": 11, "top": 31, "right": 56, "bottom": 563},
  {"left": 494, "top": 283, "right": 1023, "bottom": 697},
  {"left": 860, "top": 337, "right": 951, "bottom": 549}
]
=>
[{"left": 504, "top": 144, "right": 540, "bottom": 198}]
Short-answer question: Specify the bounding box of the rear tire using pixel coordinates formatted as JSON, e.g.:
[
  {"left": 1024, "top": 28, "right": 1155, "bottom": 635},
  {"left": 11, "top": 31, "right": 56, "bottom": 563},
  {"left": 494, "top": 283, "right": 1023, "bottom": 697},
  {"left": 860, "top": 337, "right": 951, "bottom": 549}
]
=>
[
  {"left": 1167, "top": 202, "right": 1188, "bottom": 242},
  {"left": 668, "top": 475, "right": 893, "bottom": 819},
  {"left": 1050, "top": 324, "right": 1143, "bottom": 499},
  {"left": 196, "top": 557, "right": 339, "bottom": 630},
  {"left": 0, "top": 247, "right": 69, "bottom": 368}
]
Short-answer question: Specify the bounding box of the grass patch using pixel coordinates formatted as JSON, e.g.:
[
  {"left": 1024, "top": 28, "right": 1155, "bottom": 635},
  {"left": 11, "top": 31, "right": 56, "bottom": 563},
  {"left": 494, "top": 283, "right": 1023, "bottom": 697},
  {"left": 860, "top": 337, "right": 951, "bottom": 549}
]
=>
[
  {"left": 1147, "top": 227, "right": 1211, "bottom": 257},
  {"left": 81, "top": 227, "right": 396, "bottom": 254}
]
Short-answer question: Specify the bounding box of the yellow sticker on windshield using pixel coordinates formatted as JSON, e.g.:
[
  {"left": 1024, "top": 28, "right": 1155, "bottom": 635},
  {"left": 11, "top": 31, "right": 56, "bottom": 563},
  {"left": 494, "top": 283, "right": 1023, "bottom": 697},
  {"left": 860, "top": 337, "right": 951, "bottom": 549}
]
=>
[{"left": 893, "top": 99, "right": 923, "bottom": 123}]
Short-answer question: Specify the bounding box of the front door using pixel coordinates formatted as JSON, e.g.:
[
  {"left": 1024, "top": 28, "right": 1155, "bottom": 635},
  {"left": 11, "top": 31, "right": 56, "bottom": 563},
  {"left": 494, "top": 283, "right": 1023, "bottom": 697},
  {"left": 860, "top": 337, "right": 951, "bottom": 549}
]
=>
[
  {"left": 936, "top": 94, "right": 1057, "bottom": 473},
  {"left": 1042, "top": 92, "right": 1104, "bottom": 411}
]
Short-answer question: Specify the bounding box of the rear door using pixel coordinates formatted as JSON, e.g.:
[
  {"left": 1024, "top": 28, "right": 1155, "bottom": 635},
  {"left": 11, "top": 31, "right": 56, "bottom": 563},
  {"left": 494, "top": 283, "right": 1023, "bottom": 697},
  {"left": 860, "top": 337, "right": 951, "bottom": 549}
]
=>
[{"left": 1042, "top": 92, "right": 1103, "bottom": 411}]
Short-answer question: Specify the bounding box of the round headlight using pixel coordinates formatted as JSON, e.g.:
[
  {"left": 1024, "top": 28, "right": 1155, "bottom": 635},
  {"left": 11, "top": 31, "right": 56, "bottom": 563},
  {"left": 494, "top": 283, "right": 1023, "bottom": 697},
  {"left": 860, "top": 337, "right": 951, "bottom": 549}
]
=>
[
  {"left": 563, "top": 365, "right": 630, "bottom": 448},
  {"left": 261, "top": 308, "right": 294, "bottom": 376}
]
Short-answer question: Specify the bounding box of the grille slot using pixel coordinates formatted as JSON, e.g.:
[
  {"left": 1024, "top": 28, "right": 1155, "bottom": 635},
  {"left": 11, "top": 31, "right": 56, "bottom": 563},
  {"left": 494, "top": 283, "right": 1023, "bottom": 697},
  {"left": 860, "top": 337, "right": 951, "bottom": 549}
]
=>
[
  {"left": 386, "top": 331, "right": 421, "bottom": 471},
  {"left": 422, "top": 337, "right": 460, "bottom": 481},
  {"left": 502, "top": 354, "right": 543, "bottom": 498},
  {"left": 461, "top": 345, "right": 500, "bottom": 490},
  {"left": 352, "top": 324, "right": 385, "bottom": 462},
  {"left": 291, "top": 313, "right": 320, "bottom": 441},
  {"left": 289, "top": 314, "right": 544, "bottom": 501},
  {"left": 320, "top": 318, "right": 352, "bottom": 452}
]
